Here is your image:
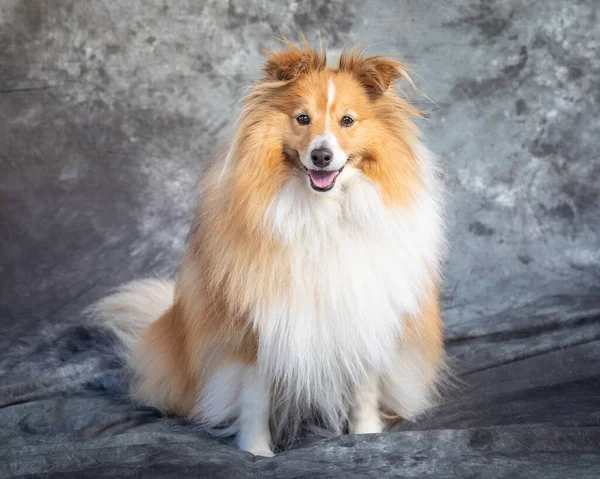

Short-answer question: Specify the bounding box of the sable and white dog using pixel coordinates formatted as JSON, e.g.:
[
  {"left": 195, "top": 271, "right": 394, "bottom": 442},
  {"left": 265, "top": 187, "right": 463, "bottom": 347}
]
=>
[{"left": 92, "top": 42, "right": 446, "bottom": 457}]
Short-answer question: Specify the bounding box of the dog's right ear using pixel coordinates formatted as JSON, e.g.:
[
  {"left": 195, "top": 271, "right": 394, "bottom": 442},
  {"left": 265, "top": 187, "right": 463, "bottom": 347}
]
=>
[{"left": 263, "top": 40, "right": 326, "bottom": 82}]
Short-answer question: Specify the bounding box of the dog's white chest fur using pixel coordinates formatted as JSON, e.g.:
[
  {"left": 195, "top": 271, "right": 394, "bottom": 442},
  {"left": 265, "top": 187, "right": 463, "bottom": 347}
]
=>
[{"left": 253, "top": 161, "right": 444, "bottom": 432}]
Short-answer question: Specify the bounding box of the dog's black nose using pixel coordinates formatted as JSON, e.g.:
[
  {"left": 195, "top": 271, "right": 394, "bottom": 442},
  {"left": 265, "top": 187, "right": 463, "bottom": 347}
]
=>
[{"left": 310, "top": 148, "right": 333, "bottom": 168}]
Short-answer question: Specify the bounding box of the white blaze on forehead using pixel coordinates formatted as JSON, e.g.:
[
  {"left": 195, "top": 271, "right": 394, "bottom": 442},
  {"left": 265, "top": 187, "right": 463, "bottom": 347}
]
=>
[{"left": 326, "top": 77, "right": 336, "bottom": 128}]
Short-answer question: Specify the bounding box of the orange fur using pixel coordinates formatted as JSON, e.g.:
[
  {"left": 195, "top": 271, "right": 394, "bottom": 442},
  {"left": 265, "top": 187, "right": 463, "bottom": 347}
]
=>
[
  {"left": 383, "top": 278, "right": 444, "bottom": 424},
  {"left": 406, "top": 280, "right": 444, "bottom": 372}
]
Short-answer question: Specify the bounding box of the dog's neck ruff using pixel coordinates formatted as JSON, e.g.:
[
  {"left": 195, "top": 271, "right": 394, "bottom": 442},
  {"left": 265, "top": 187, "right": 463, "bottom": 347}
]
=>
[{"left": 251, "top": 144, "right": 445, "bottom": 440}]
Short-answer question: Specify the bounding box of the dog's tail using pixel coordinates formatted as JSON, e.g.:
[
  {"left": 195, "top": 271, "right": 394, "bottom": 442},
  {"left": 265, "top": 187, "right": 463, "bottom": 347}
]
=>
[
  {"left": 88, "top": 278, "right": 174, "bottom": 356},
  {"left": 90, "top": 278, "right": 201, "bottom": 415}
]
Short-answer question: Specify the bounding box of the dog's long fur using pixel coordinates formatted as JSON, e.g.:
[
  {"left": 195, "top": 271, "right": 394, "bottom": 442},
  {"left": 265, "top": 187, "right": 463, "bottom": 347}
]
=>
[{"left": 91, "top": 42, "right": 446, "bottom": 454}]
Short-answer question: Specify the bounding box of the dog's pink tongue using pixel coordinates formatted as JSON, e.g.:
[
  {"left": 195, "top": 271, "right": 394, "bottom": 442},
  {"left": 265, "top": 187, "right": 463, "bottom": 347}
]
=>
[{"left": 308, "top": 170, "right": 338, "bottom": 188}]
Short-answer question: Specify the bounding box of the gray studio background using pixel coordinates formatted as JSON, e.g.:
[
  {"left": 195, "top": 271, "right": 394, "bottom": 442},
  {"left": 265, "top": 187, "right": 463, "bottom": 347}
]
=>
[{"left": 1, "top": 1, "right": 599, "bottom": 477}]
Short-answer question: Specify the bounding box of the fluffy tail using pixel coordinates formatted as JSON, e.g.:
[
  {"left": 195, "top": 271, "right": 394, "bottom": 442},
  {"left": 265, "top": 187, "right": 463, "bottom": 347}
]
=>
[
  {"left": 90, "top": 278, "right": 201, "bottom": 415},
  {"left": 88, "top": 278, "right": 175, "bottom": 355}
]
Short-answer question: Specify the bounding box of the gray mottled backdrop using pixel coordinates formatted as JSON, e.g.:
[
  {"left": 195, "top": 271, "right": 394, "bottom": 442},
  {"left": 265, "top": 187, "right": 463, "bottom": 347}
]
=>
[{"left": 1, "top": 1, "right": 599, "bottom": 478}]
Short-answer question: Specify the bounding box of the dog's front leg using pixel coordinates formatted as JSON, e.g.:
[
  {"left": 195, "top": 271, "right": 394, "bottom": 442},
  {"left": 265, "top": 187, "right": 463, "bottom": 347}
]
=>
[
  {"left": 350, "top": 374, "right": 384, "bottom": 435},
  {"left": 236, "top": 365, "right": 274, "bottom": 457}
]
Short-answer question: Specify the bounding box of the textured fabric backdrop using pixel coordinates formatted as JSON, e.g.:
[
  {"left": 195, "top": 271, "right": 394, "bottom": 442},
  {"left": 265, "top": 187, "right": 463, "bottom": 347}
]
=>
[{"left": 1, "top": 1, "right": 599, "bottom": 477}]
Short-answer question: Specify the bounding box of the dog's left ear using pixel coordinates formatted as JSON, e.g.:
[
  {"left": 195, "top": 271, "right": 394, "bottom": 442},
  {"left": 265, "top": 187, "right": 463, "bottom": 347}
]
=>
[
  {"left": 263, "top": 40, "right": 326, "bottom": 82},
  {"left": 338, "top": 52, "right": 414, "bottom": 96}
]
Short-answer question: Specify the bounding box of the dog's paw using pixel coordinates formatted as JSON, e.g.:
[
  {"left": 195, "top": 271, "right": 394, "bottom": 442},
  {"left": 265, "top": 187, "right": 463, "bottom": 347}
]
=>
[
  {"left": 249, "top": 447, "right": 275, "bottom": 458},
  {"left": 350, "top": 418, "right": 384, "bottom": 435},
  {"left": 237, "top": 436, "right": 274, "bottom": 457}
]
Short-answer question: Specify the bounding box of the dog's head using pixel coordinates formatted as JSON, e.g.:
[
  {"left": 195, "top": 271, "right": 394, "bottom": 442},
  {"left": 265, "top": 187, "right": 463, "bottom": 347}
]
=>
[{"left": 224, "top": 41, "right": 424, "bottom": 219}]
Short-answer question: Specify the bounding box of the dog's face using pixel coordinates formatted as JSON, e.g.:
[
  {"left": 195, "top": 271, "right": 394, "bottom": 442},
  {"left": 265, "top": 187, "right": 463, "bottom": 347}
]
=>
[
  {"left": 253, "top": 45, "right": 421, "bottom": 199},
  {"left": 280, "top": 70, "right": 373, "bottom": 192}
]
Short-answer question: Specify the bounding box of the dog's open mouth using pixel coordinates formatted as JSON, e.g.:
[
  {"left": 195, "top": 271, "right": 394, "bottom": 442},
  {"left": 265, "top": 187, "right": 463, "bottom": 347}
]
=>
[{"left": 307, "top": 168, "right": 343, "bottom": 192}]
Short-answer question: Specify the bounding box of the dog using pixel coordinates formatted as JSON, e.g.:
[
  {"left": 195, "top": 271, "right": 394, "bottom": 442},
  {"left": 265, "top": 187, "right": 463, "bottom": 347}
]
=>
[{"left": 91, "top": 41, "right": 446, "bottom": 457}]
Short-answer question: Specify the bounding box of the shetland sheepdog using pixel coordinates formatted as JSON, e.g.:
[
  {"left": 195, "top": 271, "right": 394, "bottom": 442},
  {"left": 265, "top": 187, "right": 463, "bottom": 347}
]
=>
[{"left": 91, "top": 41, "right": 446, "bottom": 457}]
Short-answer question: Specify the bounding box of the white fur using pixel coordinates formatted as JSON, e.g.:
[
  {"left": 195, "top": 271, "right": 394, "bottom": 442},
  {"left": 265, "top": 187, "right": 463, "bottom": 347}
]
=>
[
  {"left": 192, "top": 363, "right": 245, "bottom": 434},
  {"left": 350, "top": 374, "right": 384, "bottom": 434},
  {"left": 235, "top": 366, "right": 274, "bottom": 456},
  {"left": 326, "top": 78, "right": 336, "bottom": 128},
  {"left": 258, "top": 140, "right": 445, "bottom": 443}
]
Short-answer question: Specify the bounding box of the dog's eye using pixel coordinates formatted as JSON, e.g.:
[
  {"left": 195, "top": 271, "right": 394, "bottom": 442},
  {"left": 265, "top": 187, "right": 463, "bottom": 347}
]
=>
[
  {"left": 296, "top": 114, "right": 310, "bottom": 125},
  {"left": 340, "top": 115, "right": 355, "bottom": 127}
]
